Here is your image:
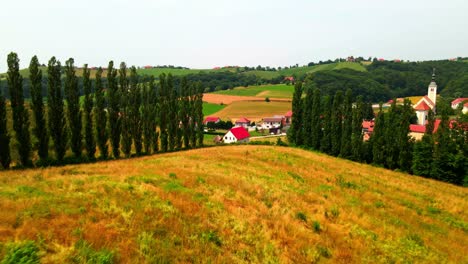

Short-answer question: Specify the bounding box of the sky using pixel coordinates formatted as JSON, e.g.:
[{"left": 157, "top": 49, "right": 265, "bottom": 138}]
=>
[{"left": 1, "top": 0, "right": 467, "bottom": 72}]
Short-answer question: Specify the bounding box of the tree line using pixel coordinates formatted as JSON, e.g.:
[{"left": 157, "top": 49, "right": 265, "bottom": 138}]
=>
[
  {"left": 0, "top": 52, "right": 204, "bottom": 169},
  {"left": 288, "top": 80, "right": 467, "bottom": 186}
]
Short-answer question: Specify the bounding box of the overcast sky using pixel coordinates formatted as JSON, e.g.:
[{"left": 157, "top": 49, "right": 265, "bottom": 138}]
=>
[{"left": 1, "top": 0, "right": 467, "bottom": 72}]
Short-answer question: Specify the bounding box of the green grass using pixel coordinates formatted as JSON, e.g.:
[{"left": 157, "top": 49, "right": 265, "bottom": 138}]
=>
[
  {"left": 203, "top": 102, "right": 225, "bottom": 116},
  {"left": 213, "top": 84, "right": 294, "bottom": 98}
]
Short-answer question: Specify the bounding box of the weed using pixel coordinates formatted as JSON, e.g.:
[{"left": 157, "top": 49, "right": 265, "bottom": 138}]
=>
[
  {"left": 374, "top": 200, "right": 385, "bottom": 208},
  {"left": 325, "top": 205, "right": 340, "bottom": 220},
  {"left": 317, "top": 245, "right": 332, "bottom": 258},
  {"left": 1, "top": 240, "right": 40, "bottom": 264},
  {"left": 69, "top": 239, "right": 114, "bottom": 264},
  {"left": 296, "top": 211, "right": 307, "bottom": 222},
  {"left": 168, "top": 172, "right": 177, "bottom": 179},
  {"left": 196, "top": 176, "right": 205, "bottom": 184},
  {"left": 312, "top": 221, "right": 321, "bottom": 233},
  {"left": 426, "top": 206, "right": 441, "bottom": 214},
  {"left": 288, "top": 171, "right": 304, "bottom": 183},
  {"left": 335, "top": 174, "right": 358, "bottom": 189},
  {"left": 201, "top": 231, "right": 222, "bottom": 247}
]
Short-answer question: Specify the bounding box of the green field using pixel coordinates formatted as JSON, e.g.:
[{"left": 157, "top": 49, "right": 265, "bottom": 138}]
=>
[
  {"left": 203, "top": 102, "right": 225, "bottom": 116},
  {"left": 0, "top": 145, "right": 466, "bottom": 263},
  {"left": 214, "top": 101, "right": 291, "bottom": 121},
  {"left": 214, "top": 84, "right": 294, "bottom": 98}
]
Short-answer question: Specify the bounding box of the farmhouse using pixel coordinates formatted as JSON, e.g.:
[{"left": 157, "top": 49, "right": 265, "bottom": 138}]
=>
[
  {"left": 284, "top": 110, "right": 292, "bottom": 126},
  {"left": 223, "top": 127, "right": 250, "bottom": 144},
  {"left": 451, "top": 98, "right": 468, "bottom": 111},
  {"left": 409, "top": 120, "right": 441, "bottom": 140},
  {"left": 203, "top": 116, "right": 221, "bottom": 125},
  {"left": 261, "top": 116, "right": 284, "bottom": 129},
  {"left": 235, "top": 117, "right": 250, "bottom": 128}
]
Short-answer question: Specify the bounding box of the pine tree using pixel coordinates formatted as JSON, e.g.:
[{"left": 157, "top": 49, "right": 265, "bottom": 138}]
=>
[
  {"left": 310, "top": 88, "right": 321, "bottom": 150},
  {"left": 83, "top": 64, "right": 95, "bottom": 159},
  {"left": 7, "top": 52, "right": 31, "bottom": 166},
  {"left": 94, "top": 67, "right": 108, "bottom": 159},
  {"left": 330, "top": 90, "right": 343, "bottom": 156},
  {"left": 47, "top": 57, "right": 67, "bottom": 161},
  {"left": 340, "top": 89, "right": 352, "bottom": 158},
  {"left": 371, "top": 103, "right": 385, "bottom": 165},
  {"left": 130, "top": 66, "right": 143, "bottom": 155},
  {"left": 320, "top": 95, "right": 332, "bottom": 154},
  {"left": 289, "top": 81, "right": 303, "bottom": 145},
  {"left": 29, "top": 55, "right": 48, "bottom": 161},
  {"left": 0, "top": 89, "right": 10, "bottom": 169},
  {"left": 107, "top": 61, "right": 121, "bottom": 158},
  {"left": 350, "top": 95, "right": 364, "bottom": 161},
  {"left": 159, "top": 74, "right": 168, "bottom": 152},
  {"left": 64, "top": 58, "right": 82, "bottom": 157},
  {"left": 119, "top": 62, "right": 132, "bottom": 157}
]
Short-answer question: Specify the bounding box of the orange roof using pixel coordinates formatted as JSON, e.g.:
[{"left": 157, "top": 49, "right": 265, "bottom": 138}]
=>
[
  {"left": 235, "top": 117, "right": 250, "bottom": 123},
  {"left": 414, "top": 101, "right": 431, "bottom": 111},
  {"left": 285, "top": 110, "right": 292, "bottom": 117}
]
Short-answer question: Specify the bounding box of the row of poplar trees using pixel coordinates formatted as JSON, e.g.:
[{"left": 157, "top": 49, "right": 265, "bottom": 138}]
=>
[
  {"left": 0, "top": 52, "right": 204, "bottom": 169},
  {"left": 288, "top": 79, "right": 467, "bottom": 185}
]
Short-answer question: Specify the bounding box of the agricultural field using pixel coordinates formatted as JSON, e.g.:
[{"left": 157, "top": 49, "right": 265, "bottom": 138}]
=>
[
  {"left": 0, "top": 145, "right": 466, "bottom": 263},
  {"left": 214, "top": 84, "right": 294, "bottom": 98},
  {"left": 213, "top": 101, "right": 291, "bottom": 121},
  {"left": 202, "top": 102, "right": 225, "bottom": 116}
]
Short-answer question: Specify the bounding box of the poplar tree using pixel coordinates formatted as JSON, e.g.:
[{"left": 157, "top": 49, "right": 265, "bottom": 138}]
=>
[
  {"left": 412, "top": 109, "right": 434, "bottom": 177},
  {"left": 129, "top": 66, "right": 143, "bottom": 155},
  {"left": 107, "top": 61, "right": 121, "bottom": 158},
  {"left": 142, "top": 82, "right": 152, "bottom": 154},
  {"left": 371, "top": 104, "right": 385, "bottom": 165},
  {"left": 167, "top": 74, "right": 177, "bottom": 151},
  {"left": 289, "top": 81, "right": 303, "bottom": 145},
  {"left": 119, "top": 62, "right": 132, "bottom": 157},
  {"left": 47, "top": 57, "right": 67, "bottom": 161},
  {"left": 0, "top": 89, "right": 10, "bottom": 169},
  {"left": 384, "top": 100, "right": 399, "bottom": 169},
  {"left": 330, "top": 90, "right": 343, "bottom": 156},
  {"left": 195, "top": 82, "right": 204, "bottom": 146},
  {"left": 83, "top": 64, "right": 95, "bottom": 159},
  {"left": 65, "top": 58, "right": 82, "bottom": 157},
  {"left": 397, "top": 99, "right": 414, "bottom": 172},
  {"left": 302, "top": 86, "right": 313, "bottom": 147},
  {"left": 189, "top": 83, "right": 197, "bottom": 147},
  {"left": 310, "top": 88, "right": 321, "bottom": 150},
  {"left": 94, "top": 67, "right": 108, "bottom": 159},
  {"left": 350, "top": 95, "right": 364, "bottom": 161},
  {"left": 29, "top": 55, "right": 48, "bottom": 161},
  {"left": 159, "top": 74, "right": 168, "bottom": 152},
  {"left": 340, "top": 89, "right": 352, "bottom": 158},
  {"left": 150, "top": 77, "right": 159, "bottom": 153},
  {"left": 320, "top": 95, "right": 332, "bottom": 154},
  {"left": 7, "top": 52, "right": 31, "bottom": 166},
  {"left": 180, "top": 77, "right": 191, "bottom": 148}
]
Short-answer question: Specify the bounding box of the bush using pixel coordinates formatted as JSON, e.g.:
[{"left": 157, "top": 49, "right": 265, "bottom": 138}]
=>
[
  {"left": 1, "top": 240, "right": 40, "bottom": 264},
  {"left": 265, "top": 97, "right": 270, "bottom": 102}
]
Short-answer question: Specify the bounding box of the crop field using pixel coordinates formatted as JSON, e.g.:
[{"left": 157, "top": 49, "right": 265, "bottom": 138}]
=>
[
  {"left": 214, "top": 84, "right": 294, "bottom": 98},
  {"left": 213, "top": 101, "right": 291, "bottom": 121},
  {"left": 202, "top": 102, "right": 225, "bottom": 116},
  {"left": 0, "top": 145, "right": 466, "bottom": 263}
]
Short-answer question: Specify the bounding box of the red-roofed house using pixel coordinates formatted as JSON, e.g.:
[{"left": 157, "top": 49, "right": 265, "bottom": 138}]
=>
[
  {"left": 223, "top": 127, "right": 250, "bottom": 144},
  {"left": 409, "top": 119, "right": 442, "bottom": 140},
  {"left": 362, "top": 120, "right": 375, "bottom": 141},
  {"left": 284, "top": 111, "right": 292, "bottom": 126},
  {"left": 235, "top": 117, "right": 250, "bottom": 128},
  {"left": 451, "top": 98, "right": 468, "bottom": 110},
  {"left": 284, "top": 76, "right": 295, "bottom": 82},
  {"left": 203, "top": 116, "right": 221, "bottom": 125}
]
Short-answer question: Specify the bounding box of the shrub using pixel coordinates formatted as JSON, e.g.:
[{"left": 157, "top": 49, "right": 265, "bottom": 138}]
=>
[
  {"left": 1, "top": 240, "right": 40, "bottom": 264},
  {"left": 265, "top": 97, "right": 270, "bottom": 102}
]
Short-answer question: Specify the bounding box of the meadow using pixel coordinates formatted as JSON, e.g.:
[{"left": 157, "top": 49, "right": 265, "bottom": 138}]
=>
[
  {"left": 202, "top": 102, "right": 225, "bottom": 116},
  {"left": 212, "top": 101, "right": 292, "bottom": 121},
  {"left": 0, "top": 145, "right": 466, "bottom": 263}
]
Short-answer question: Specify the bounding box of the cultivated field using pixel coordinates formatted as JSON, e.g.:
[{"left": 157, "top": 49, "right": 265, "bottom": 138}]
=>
[
  {"left": 212, "top": 101, "right": 291, "bottom": 121},
  {"left": 0, "top": 145, "right": 466, "bottom": 263},
  {"left": 203, "top": 93, "right": 291, "bottom": 105},
  {"left": 214, "top": 84, "right": 294, "bottom": 98}
]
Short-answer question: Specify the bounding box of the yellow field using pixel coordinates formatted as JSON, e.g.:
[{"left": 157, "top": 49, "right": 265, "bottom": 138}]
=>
[
  {"left": 213, "top": 101, "right": 291, "bottom": 122},
  {"left": 0, "top": 145, "right": 466, "bottom": 263}
]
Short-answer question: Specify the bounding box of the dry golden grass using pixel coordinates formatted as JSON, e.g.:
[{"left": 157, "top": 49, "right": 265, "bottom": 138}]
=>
[
  {"left": 203, "top": 93, "right": 291, "bottom": 105},
  {"left": 0, "top": 145, "right": 467, "bottom": 263},
  {"left": 214, "top": 101, "right": 291, "bottom": 122}
]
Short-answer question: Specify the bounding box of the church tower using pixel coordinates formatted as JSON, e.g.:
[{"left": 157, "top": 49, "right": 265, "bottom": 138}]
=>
[{"left": 428, "top": 68, "right": 437, "bottom": 108}]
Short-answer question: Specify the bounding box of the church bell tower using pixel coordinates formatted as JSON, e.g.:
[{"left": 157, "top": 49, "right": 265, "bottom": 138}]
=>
[{"left": 428, "top": 68, "right": 437, "bottom": 109}]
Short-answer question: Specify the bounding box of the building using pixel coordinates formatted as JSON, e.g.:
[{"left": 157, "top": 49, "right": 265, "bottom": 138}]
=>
[
  {"left": 235, "top": 117, "right": 250, "bottom": 128},
  {"left": 451, "top": 98, "right": 468, "bottom": 110},
  {"left": 284, "top": 111, "right": 292, "bottom": 126},
  {"left": 413, "top": 70, "right": 437, "bottom": 125},
  {"left": 464, "top": 102, "right": 468, "bottom": 114},
  {"left": 203, "top": 116, "right": 221, "bottom": 125},
  {"left": 261, "top": 116, "right": 284, "bottom": 129},
  {"left": 409, "top": 120, "right": 441, "bottom": 140},
  {"left": 223, "top": 127, "right": 250, "bottom": 144}
]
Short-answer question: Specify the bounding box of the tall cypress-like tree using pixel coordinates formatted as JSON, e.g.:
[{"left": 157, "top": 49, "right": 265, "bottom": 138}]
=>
[
  {"left": 29, "top": 55, "right": 48, "bottom": 161},
  {"left": 372, "top": 104, "right": 385, "bottom": 165},
  {"left": 167, "top": 74, "right": 177, "bottom": 151},
  {"left": 94, "top": 67, "right": 108, "bottom": 159},
  {"left": 7, "top": 52, "right": 31, "bottom": 166},
  {"left": 310, "top": 88, "right": 322, "bottom": 150},
  {"left": 320, "top": 95, "right": 332, "bottom": 154},
  {"left": 47, "top": 57, "right": 67, "bottom": 161},
  {"left": 289, "top": 81, "right": 303, "bottom": 145},
  {"left": 302, "top": 86, "right": 314, "bottom": 147},
  {"left": 189, "top": 82, "right": 197, "bottom": 147},
  {"left": 330, "top": 90, "right": 343, "bottom": 156},
  {"left": 107, "top": 61, "right": 121, "bottom": 158},
  {"left": 65, "top": 58, "right": 82, "bottom": 157},
  {"left": 350, "top": 95, "right": 364, "bottom": 161},
  {"left": 159, "top": 74, "right": 168, "bottom": 152},
  {"left": 398, "top": 99, "right": 414, "bottom": 171},
  {"left": 130, "top": 66, "right": 143, "bottom": 155},
  {"left": 412, "top": 109, "right": 435, "bottom": 177},
  {"left": 83, "top": 64, "right": 95, "bottom": 159},
  {"left": 0, "top": 88, "right": 10, "bottom": 169},
  {"left": 384, "top": 100, "right": 399, "bottom": 169},
  {"left": 340, "top": 89, "right": 352, "bottom": 158},
  {"left": 142, "top": 82, "right": 152, "bottom": 154},
  {"left": 150, "top": 77, "right": 159, "bottom": 153},
  {"left": 119, "top": 62, "right": 132, "bottom": 157},
  {"left": 195, "top": 82, "right": 204, "bottom": 146},
  {"left": 180, "top": 77, "right": 191, "bottom": 148}
]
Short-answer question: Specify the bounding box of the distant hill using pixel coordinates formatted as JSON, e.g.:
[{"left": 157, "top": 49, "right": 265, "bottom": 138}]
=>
[{"left": 0, "top": 145, "right": 466, "bottom": 263}]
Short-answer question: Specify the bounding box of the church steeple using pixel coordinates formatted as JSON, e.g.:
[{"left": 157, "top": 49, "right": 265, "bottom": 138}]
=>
[
  {"left": 432, "top": 68, "right": 436, "bottom": 81},
  {"left": 428, "top": 68, "right": 437, "bottom": 111}
]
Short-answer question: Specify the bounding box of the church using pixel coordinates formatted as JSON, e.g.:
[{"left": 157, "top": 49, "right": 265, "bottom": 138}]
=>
[{"left": 413, "top": 70, "right": 437, "bottom": 125}]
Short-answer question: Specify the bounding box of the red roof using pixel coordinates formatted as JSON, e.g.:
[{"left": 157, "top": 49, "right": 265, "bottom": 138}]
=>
[
  {"left": 204, "top": 116, "right": 220, "bottom": 123},
  {"left": 229, "top": 127, "right": 250, "bottom": 140},
  {"left": 410, "top": 119, "right": 442, "bottom": 133},
  {"left": 235, "top": 117, "right": 250, "bottom": 123},
  {"left": 464, "top": 102, "right": 468, "bottom": 107},
  {"left": 451, "top": 98, "right": 468, "bottom": 105},
  {"left": 422, "top": 96, "right": 435, "bottom": 107},
  {"left": 414, "top": 101, "right": 431, "bottom": 111},
  {"left": 285, "top": 110, "right": 292, "bottom": 117}
]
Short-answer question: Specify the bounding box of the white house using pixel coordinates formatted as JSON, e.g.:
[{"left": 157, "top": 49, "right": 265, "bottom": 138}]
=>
[
  {"left": 451, "top": 98, "right": 468, "bottom": 110},
  {"left": 260, "top": 116, "right": 284, "bottom": 129},
  {"left": 223, "top": 127, "right": 250, "bottom": 144}
]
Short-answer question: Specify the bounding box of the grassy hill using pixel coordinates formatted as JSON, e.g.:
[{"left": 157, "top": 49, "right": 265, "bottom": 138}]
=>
[{"left": 0, "top": 145, "right": 466, "bottom": 263}]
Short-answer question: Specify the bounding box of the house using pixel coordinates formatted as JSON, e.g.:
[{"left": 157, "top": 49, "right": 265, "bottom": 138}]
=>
[
  {"left": 451, "top": 98, "right": 468, "bottom": 110},
  {"left": 203, "top": 116, "right": 221, "bottom": 125},
  {"left": 362, "top": 120, "right": 375, "bottom": 141},
  {"left": 261, "top": 116, "right": 284, "bottom": 129},
  {"left": 413, "top": 71, "right": 437, "bottom": 125},
  {"left": 223, "top": 127, "right": 250, "bottom": 144},
  {"left": 284, "top": 111, "right": 292, "bottom": 126},
  {"left": 409, "top": 120, "right": 441, "bottom": 140},
  {"left": 235, "top": 117, "right": 250, "bottom": 128},
  {"left": 284, "top": 76, "right": 295, "bottom": 82}
]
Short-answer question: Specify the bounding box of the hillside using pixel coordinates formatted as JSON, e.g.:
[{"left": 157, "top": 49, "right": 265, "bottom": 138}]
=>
[{"left": 0, "top": 146, "right": 466, "bottom": 263}]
